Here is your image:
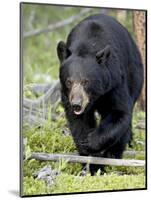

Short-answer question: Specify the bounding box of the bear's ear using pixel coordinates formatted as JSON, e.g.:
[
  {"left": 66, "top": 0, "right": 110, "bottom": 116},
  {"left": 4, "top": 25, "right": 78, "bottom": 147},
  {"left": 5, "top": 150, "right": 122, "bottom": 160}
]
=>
[
  {"left": 57, "top": 41, "right": 71, "bottom": 63},
  {"left": 96, "top": 45, "right": 111, "bottom": 64}
]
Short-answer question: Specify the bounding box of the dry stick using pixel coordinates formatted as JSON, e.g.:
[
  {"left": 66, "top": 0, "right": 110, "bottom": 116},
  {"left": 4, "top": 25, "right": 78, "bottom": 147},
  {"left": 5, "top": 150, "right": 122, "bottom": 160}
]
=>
[
  {"left": 24, "top": 8, "right": 92, "bottom": 38},
  {"left": 26, "top": 83, "right": 52, "bottom": 95},
  {"left": 30, "top": 153, "right": 145, "bottom": 167},
  {"left": 23, "top": 81, "right": 61, "bottom": 126},
  {"left": 23, "top": 80, "right": 60, "bottom": 110},
  {"left": 49, "top": 151, "right": 145, "bottom": 157}
]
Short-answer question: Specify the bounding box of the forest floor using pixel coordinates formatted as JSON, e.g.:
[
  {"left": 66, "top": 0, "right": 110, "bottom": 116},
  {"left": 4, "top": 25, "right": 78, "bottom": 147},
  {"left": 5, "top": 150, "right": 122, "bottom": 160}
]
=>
[{"left": 22, "top": 109, "right": 146, "bottom": 196}]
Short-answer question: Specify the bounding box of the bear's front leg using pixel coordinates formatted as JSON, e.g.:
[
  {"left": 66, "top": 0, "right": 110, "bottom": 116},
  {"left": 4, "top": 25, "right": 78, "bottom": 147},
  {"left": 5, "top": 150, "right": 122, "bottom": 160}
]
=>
[
  {"left": 70, "top": 116, "right": 96, "bottom": 156},
  {"left": 87, "top": 111, "right": 131, "bottom": 152}
]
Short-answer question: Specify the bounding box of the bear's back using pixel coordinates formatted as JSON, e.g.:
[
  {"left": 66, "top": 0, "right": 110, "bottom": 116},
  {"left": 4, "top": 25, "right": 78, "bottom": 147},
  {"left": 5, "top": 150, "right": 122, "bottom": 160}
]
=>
[
  {"left": 66, "top": 14, "right": 143, "bottom": 102},
  {"left": 67, "top": 14, "right": 131, "bottom": 53}
]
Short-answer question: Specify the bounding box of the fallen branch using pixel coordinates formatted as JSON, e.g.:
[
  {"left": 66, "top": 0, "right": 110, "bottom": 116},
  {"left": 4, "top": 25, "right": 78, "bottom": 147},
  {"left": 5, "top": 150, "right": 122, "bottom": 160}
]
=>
[
  {"left": 23, "top": 80, "right": 61, "bottom": 127},
  {"left": 44, "top": 151, "right": 144, "bottom": 158},
  {"left": 24, "top": 8, "right": 92, "bottom": 38},
  {"left": 24, "top": 80, "right": 60, "bottom": 109},
  {"left": 26, "top": 83, "right": 52, "bottom": 96},
  {"left": 29, "top": 153, "right": 145, "bottom": 167}
]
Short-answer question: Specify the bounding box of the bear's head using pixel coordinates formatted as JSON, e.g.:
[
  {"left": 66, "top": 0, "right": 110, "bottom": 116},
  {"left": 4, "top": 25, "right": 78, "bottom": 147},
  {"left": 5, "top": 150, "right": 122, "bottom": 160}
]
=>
[{"left": 57, "top": 41, "right": 120, "bottom": 115}]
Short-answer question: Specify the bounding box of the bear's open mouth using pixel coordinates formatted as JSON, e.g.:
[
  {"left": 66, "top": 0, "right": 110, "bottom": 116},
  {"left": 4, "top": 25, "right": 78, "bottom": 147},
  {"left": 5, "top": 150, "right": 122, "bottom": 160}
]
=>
[
  {"left": 74, "top": 109, "right": 83, "bottom": 115},
  {"left": 73, "top": 106, "right": 84, "bottom": 115},
  {"left": 72, "top": 101, "right": 89, "bottom": 115},
  {"left": 73, "top": 105, "right": 87, "bottom": 115}
]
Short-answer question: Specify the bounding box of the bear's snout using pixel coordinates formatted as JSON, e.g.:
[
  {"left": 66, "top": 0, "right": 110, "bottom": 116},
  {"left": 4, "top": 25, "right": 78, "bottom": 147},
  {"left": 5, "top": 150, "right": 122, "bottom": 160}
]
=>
[
  {"left": 72, "top": 102, "right": 82, "bottom": 114},
  {"left": 69, "top": 83, "right": 89, "bottom": 115}
]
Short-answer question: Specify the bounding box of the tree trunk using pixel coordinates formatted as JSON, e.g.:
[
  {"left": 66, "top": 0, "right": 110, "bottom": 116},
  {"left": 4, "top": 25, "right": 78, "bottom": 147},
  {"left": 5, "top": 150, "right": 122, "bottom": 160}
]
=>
[{"left": 133, "top": 11, "right": 146, "bottom": 111}]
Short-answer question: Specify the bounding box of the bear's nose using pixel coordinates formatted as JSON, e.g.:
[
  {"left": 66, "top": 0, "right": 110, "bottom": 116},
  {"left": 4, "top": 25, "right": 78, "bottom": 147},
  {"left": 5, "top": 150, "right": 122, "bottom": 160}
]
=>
[
  {"left": 72, "top": 99, "right": 82, "bottom": 112},
  {"left": 72, "top": 104, "right": 82, "bottom": 112}
]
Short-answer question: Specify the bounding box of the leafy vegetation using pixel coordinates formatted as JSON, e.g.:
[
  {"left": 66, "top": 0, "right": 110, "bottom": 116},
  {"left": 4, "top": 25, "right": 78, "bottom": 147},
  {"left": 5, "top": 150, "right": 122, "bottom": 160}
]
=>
[
  {"left": 22, "top": 108, "right": 146, "bottom": 196},
  {"left": 22, "top": 4, "right": 146, "bottom": 196},
  {"left": 23, "top": 173, "right": 145, "bottom": 196}
]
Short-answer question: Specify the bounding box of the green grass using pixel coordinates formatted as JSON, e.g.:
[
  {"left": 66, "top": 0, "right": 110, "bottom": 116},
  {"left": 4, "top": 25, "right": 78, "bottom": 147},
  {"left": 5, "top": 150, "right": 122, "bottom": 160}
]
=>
[
  {"left": 23, "top": 173, "right": 145, "bottom": 196},
  {"left": 22, "top": 110, "right": 146, "bottom": 196}
]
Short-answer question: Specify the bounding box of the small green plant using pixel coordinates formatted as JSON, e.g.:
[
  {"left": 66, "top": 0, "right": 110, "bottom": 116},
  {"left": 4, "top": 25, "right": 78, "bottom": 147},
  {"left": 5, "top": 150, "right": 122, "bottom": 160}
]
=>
[{"left": 22, "top": 110, "right": 146, "bottom": 196}]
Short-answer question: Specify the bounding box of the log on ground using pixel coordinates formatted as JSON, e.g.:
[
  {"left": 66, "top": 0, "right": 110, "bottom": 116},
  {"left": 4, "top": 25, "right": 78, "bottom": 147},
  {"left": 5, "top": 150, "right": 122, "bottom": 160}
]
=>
[{"left": 29, "top": 153, "right": 145, "bottom": 167}]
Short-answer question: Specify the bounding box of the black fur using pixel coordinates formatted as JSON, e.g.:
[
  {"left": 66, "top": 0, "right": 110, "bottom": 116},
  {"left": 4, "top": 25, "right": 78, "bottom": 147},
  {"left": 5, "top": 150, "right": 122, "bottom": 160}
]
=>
[{"left": 57, "top": 14, "right": 144, "bottom": 175}]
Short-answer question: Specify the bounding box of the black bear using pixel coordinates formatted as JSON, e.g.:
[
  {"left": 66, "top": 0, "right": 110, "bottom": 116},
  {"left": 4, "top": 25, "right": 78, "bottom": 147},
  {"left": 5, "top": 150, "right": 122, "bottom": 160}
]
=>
[{"left": 57, "top": 14, "right": 144, "bottom": 175}]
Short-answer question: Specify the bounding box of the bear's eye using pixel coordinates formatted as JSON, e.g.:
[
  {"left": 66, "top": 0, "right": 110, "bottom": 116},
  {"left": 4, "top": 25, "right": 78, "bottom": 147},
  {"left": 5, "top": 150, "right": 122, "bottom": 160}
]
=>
[
  {"left": 66, "top": 79, "right": 73, "bottom": 88},
  {"left": 81, "top": 79, "right": 89, "bottom": 86}
]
